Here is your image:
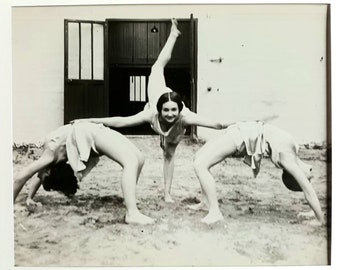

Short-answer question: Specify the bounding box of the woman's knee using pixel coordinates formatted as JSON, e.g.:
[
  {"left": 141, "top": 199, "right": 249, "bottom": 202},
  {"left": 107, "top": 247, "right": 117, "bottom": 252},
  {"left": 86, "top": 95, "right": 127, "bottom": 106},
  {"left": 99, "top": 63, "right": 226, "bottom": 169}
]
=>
[
  {"left": 128, "top": 143, "right": 144, "bottom": 167},
  {"left": 193, "top": 155, "right": 209, "bottom": 174},
  {"left": 121, "top": 154, "right": 140, "bottom": 172}
]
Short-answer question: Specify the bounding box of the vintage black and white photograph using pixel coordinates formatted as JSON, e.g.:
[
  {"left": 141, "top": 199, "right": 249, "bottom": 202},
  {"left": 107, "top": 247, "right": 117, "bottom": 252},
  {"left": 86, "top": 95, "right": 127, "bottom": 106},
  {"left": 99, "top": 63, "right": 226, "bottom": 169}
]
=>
[{"left": 5, "top": 1, "right": 335, "bottom": 268}]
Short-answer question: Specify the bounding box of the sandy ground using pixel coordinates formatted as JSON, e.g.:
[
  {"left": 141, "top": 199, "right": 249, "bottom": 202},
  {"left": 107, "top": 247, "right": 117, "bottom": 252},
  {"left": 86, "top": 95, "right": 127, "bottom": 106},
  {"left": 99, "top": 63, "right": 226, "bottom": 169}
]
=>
[{"left": 13, "top": 136, "right": 330, "bottom": 267}]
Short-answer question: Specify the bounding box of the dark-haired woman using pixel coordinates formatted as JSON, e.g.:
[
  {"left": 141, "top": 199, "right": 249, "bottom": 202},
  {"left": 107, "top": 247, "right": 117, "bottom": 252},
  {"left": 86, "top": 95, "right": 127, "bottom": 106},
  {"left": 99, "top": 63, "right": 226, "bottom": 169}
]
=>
[
  {"left": 190, "top": 121, "right": 325, "bottom": 225},
  {"left": 72, "top": 19, "right": 226, "bottom": 203},
  {"left": 13, "top": 122, "right": 155, "bottom": 225}
]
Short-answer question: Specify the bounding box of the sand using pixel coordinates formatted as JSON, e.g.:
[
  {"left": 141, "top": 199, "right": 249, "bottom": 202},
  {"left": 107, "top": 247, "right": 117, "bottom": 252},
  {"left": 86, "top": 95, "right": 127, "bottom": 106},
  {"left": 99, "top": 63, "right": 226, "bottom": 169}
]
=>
[{"left": 13, "top": 136, "right": 329, "bottom": 267}]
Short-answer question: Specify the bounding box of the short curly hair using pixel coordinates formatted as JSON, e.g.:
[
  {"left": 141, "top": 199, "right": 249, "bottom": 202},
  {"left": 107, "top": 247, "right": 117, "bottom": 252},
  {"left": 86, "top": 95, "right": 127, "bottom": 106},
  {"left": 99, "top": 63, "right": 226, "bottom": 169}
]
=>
[{"left": 41, "top": 161, "right": 79, "bottom": 197}]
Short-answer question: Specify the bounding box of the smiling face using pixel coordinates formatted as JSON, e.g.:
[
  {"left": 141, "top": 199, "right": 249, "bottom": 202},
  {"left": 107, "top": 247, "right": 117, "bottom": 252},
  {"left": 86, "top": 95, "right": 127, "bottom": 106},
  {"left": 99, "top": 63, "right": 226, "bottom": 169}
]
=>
[{"left": 160, "top": 101, "right": 180, "bottom": 124}]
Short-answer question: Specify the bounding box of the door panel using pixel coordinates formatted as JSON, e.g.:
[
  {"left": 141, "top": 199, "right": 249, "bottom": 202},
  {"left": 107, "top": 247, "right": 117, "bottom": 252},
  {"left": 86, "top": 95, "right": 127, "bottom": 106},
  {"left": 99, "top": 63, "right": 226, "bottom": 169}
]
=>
[
  {"left": 65, "top": 80, "right": 107, "bottom": 120},
  {"left": 190, "top": 15, "right": 198, "bottom": 137},
  {"left": 64, "top": 20, "right": 107, "bottom": 124},
  {"left": 107, "top": 20, "right": 191, "bottom": 66},
  {"left": 134, "top": 23, "right": 148, "bottom": 64},
  {"left": 108, "top": 22, "right": 134, "bottom": 64},
  {"left": 147, "top": 22, "right": 167, "bottom": 63}
]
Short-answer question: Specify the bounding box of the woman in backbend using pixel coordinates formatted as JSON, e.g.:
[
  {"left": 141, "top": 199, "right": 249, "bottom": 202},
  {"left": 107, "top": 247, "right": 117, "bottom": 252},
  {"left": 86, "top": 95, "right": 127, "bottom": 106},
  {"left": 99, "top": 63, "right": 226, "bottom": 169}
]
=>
[
  {"left": 191, "top": 121, "right": 325, "bottom": 225},
  {"left": 13, "top": 122, "right": 155, "bottom": 225}
]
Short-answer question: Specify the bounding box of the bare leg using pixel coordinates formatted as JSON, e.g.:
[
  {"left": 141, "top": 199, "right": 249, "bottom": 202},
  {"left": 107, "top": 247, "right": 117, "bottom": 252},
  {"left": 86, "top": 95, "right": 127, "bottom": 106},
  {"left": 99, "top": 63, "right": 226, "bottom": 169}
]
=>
[
  {"left": 193, "top": 133, "right": 238, "bottom": 224},
  {"left": 94, "top": 128, "right": 154, "bottom": 225},
  {"left": 122, "top": 137, "right": 145, "bottom": 183},
  {"left": 147, "top": 18, "right": 181, "bottom": 107},
  {"left": 153, "top": 18, "right": 181, "bottom": 69},
  {"left": 279, "top": 152, "right": 324, "bottom": 224},
  {"left": 163, "top": 142, "right": 178, "bottom": 203}
]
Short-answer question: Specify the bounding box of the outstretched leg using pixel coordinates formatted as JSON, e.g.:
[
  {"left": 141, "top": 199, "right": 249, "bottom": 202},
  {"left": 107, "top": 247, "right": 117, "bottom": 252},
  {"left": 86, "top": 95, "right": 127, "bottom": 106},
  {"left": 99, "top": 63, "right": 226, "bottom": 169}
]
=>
[
  {"left": 279, "top": 152, "right": 324, "bottom": 224},
  {"left": 193, "top": 133, "right": 238, "bottom": 224},
  {"left": 147, "top": 18, "right": 181, "bottom": 108},
  {"left": 94, "top": 128, "right": 154, "bottom": 225}
]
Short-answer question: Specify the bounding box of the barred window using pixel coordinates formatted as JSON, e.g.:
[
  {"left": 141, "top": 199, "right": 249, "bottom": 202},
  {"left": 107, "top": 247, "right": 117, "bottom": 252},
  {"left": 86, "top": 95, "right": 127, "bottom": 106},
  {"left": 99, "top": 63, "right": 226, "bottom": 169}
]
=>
[{"left": 129, "top": 76, "right": 146, "bottom": 102}]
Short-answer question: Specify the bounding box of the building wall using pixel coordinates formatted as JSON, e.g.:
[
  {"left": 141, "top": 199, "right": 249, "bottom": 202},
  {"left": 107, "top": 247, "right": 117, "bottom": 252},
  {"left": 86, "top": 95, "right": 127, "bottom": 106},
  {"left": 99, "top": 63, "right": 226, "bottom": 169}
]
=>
[{"left": 12, "top": 4, "right": 328, "bottom": 144}]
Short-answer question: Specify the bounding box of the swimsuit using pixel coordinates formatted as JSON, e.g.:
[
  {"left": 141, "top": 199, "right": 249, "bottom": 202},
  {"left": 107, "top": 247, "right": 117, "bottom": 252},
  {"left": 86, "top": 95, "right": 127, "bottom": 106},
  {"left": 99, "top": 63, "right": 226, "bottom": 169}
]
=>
[
  {"left": 150, "top": 109, "right": 188, "bottom": 148},
  {"left": 44, "top": 123, "right": 107, "bottom": 180},
  {"left": 226, "top": 121, "right": 299, "bottom": 177},
  {"left": 145, "top": 57, "right": 190, "bottom": 147},
  {"left": 227, "top": 121, "right": 266, "bottom": 177}
]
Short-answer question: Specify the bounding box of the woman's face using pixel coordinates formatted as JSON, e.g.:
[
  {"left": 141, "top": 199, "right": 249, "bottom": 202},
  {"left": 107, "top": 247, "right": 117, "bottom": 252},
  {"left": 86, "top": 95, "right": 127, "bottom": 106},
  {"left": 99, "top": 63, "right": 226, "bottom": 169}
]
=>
[{"left": 160, "top": 101, "right": 179, "bottom": 124}]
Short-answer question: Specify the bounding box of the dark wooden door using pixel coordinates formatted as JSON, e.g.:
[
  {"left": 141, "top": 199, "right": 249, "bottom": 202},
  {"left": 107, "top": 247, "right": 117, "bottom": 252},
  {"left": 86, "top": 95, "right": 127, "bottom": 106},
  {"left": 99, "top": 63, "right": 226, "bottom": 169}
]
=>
[
  {"left": 64, "top": 20, "right": 108, "bottom": 124},
  {"left": 107, "top": 18, "right": 197, "bottom": 136}
]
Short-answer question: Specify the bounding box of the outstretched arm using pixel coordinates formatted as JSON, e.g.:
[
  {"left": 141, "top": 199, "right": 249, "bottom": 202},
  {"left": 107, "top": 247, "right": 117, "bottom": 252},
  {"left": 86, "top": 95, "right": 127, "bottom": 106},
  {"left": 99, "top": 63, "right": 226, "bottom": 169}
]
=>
[
  {"left": 220, "top": 114, "right": 280, "bottom": 129},
  {"left": 71, "top": 110, "right": 153, "bottom": 128},
  {"left": 279, "top": 153, "right": 324, "bottom": 224},
  {"left": 182, "top": 111, "right": 224, "bottom": 129},
  {"left": 26, "top": 177, "right": 42, "bottom": 206},
  {"left": 13, "top": 149, "right": 54, "bottom": 203},
  {"left": 299, "top": 182, "right": 324, "bottom": 224}
]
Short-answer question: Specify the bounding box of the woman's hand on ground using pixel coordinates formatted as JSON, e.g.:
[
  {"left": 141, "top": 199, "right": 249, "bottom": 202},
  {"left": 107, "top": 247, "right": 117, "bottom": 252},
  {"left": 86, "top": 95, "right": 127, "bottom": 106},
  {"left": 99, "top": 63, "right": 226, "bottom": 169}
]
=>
[
  {"left": 298, "top": 210, "right": 326, "bottom": 226},
  {"left": 297, "top": 210, "right": 315, "bottom": 220},
  {"left": 26, "top": 198, "right": 42, "bottom": 207}
]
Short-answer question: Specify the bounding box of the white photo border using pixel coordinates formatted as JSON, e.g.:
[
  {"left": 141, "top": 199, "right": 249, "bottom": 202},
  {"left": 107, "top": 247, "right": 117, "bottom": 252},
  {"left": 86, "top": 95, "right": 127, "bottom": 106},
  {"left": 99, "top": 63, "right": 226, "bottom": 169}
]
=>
[{"left": 1, "top": 1, "right": 338, "bottom": 270}]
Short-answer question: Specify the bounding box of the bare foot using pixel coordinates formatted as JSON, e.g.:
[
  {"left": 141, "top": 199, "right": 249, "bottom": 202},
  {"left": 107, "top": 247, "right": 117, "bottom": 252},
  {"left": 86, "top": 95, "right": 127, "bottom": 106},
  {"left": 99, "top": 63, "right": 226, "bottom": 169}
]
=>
[
  {"left": 171, "top": 18, "right": 181, "bottom": 37},
  {"left": 187, "top": 201, "right": 207, "bottom": 211},
  {"left": 164, "top": 194, "right": 175, "bottom": 203},
  {"left": 125, "top": 211, "right": 155, "bottom": 225},
  {"left": 26, "top": 198, "right": 42, "bottom": 207},
  {"left": 201, "top": 210, "right": 224, "bottom": 224},
  {"left": 14, "top": 204, "right": 28, "bottom": 214}
]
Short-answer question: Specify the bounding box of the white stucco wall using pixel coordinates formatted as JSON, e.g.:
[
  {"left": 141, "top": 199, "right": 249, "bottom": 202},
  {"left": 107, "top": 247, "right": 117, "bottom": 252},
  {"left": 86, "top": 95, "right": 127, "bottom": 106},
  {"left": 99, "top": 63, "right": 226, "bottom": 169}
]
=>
[{"left": 12, "top": 4, "right": 328, "bottom": 144}]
